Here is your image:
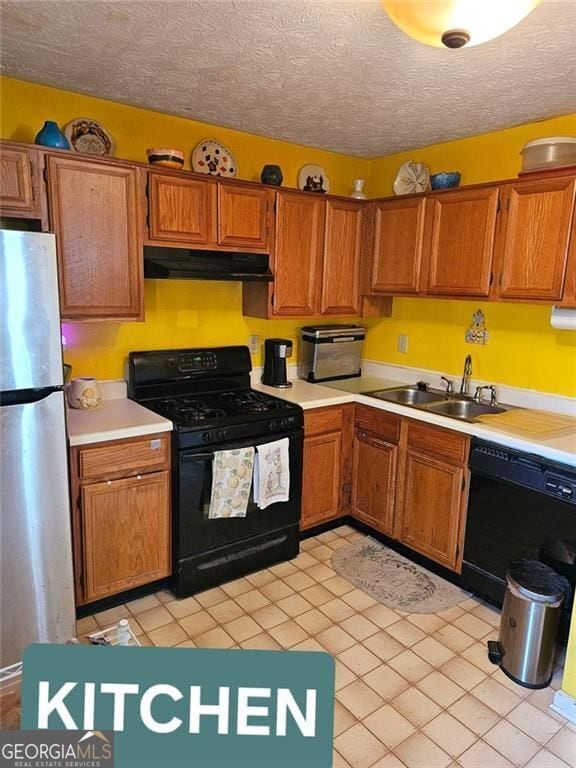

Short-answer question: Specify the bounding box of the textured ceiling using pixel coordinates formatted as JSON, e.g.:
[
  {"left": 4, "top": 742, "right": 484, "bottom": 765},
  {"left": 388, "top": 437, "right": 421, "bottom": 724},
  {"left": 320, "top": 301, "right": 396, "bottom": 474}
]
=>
[{"left": 1, "top": 0, "right": 575, "bottom": 157}]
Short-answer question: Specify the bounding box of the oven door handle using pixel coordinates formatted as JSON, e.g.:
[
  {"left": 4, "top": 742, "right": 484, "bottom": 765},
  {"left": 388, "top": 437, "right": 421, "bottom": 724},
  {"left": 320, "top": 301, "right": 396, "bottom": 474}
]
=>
[{"left": 181, "top": 452, "right": 215, "bottom": 462}]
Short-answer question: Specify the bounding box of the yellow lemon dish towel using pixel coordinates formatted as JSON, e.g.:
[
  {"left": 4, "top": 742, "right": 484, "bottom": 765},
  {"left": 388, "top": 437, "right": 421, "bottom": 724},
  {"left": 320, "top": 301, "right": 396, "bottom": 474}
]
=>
[{"left": 208, "top": 447, "right": 255, "bottom": 519}]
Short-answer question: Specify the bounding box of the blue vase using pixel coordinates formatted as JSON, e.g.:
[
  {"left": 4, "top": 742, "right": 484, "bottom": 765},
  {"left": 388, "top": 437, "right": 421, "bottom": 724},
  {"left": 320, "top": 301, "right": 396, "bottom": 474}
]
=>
[{"left": 35, "top": 120, "right": 70, "bottom": 149}]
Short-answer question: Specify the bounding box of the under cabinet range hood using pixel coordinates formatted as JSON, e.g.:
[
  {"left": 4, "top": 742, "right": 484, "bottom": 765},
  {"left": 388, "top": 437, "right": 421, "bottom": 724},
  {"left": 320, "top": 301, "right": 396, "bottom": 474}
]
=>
[{"left": 143, "top": 246, "right": 273, "bottom": 282}]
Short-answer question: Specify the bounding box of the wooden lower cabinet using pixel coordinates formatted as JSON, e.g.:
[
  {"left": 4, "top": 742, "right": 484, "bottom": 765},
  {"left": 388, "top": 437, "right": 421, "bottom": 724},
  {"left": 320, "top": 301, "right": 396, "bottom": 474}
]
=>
[
  {"left": 396, "top": 449, "right": 465, "bottom": 571},
  {"left": 301, "top": 405, "right": 353, "bottom": 530},
  {"left": 352, "top": 430, "right": 397, "bottom": 536},
  {"left": 350, "top": 406, "right": 470, "bottom": 572},
  {"left": 70, "top": 433, "right": 171, "bottom": 606},
  {"left": 82, "top": 471, "right": 170, "bottom": 602}
]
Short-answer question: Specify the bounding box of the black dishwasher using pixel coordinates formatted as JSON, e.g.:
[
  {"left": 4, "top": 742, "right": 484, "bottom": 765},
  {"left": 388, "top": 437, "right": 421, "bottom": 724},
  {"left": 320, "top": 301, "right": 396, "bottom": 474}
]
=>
[{"left": 462, "top": 440, "right": 576, "bottom": 639}]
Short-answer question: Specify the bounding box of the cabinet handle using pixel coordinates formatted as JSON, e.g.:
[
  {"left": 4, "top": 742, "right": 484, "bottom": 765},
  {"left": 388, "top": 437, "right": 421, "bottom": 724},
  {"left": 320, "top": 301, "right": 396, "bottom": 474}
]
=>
[
  {"left": 107, "top": 480, "right": 112, "bottom": 486},
  {"left": 137, "top": 475, "right": 142, "bottom": 480}
]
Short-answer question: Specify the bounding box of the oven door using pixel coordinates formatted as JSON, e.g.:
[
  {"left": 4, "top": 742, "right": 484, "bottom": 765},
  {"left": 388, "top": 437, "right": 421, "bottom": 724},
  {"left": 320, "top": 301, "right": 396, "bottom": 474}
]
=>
[{"left": 175, "top": 430, "right": 303, "bottom": 559}]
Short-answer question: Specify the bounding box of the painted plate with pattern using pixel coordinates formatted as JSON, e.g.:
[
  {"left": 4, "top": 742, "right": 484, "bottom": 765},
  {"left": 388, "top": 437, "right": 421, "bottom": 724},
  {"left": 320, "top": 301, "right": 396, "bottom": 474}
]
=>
[
  {"left": 192, "top": 139, "right": 237, "bottom": 177},
  {"left": 393, "top": 161, "right": 430, "bottom": 195},
  {"left": 64, "top": 118, "right": 114, "bottom": 156}
]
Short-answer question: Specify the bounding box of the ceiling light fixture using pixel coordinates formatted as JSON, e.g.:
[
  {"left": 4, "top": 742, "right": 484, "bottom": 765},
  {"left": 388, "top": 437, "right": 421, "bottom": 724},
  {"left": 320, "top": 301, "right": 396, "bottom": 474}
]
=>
[{"left": 382, "top": 0, "right": 542, "bottom": 49}]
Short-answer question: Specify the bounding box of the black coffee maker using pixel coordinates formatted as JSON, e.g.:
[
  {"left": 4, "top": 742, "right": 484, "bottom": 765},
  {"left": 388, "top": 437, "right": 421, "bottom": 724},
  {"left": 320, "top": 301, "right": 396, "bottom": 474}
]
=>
[{"left": 262, "top": 338, "right": 293, "bottom": 388}]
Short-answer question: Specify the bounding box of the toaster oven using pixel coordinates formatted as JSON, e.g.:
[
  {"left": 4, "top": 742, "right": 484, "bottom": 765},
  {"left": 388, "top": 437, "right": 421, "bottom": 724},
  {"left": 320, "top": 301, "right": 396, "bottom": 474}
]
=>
[{"left": 298, "top": 325, "right": 365, "bottom": 383}]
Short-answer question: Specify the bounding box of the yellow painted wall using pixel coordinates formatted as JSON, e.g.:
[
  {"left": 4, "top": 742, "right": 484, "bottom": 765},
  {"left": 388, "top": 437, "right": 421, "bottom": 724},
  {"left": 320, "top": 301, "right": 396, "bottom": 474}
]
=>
[
  {"left": 0, "top": 76, "right": 368, "bottom": 377},
  {"left": 365, "top": 114, "right": 576, "bottom": 397},
  {"left": 369, "top": 114, "right": 576, "bottom": 195},
  {"left": 1, "top": 76, "right": 576, "bottom": 394},
  {"left": 562, "top": 600, "right": 576, "bottom": 700}
]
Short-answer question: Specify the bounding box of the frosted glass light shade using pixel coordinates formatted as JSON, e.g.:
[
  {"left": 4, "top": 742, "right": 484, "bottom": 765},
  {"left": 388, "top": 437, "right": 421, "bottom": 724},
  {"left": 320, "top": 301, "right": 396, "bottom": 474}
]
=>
[{"left": 382, "top": 0, "right": 541, "bottom": 48}]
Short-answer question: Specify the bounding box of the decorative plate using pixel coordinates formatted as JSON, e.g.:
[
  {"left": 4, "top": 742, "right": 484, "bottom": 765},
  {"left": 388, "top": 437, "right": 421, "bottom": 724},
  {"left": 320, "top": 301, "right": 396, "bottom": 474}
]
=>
[
  {"left": 393, "top": 161, "right": 430, "bottom": 195},
  {"left": 192, "top": 139, "right": 237, "bottom": 177},
  {"left": 298, "top": 164, "right": 330, "bottom": 194},
  {"left": 64, "top": 118, "right": 114, "bottom": 156}
]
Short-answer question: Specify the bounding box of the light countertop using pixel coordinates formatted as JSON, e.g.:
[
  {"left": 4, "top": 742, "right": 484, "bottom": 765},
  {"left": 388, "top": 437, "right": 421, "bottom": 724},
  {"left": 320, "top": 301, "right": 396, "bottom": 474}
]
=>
[
  {"left": 67, "top": 375, "right": 576, "bottom": 464},
  {"left": 256, "top": 375, "right": 576, "bottom": 466},
  {"left": 67, "top": 398, "right": 172, "bottom": 446}
]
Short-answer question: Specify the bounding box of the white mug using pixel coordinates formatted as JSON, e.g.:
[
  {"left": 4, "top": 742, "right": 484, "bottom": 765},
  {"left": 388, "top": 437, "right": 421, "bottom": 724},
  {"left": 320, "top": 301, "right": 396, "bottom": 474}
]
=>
[{"left": 67, "top": 377, "right": 102, "bottom": 410}]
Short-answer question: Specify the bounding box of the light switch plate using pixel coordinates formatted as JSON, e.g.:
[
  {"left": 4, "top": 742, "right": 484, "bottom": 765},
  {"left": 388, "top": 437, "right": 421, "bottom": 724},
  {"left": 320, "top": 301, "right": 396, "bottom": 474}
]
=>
[
  {"left": 398, "top": 334, "right": 409, "bottom": 353},
  {"left": 248, "top": 335, "right": 260, "bottom": 354}
]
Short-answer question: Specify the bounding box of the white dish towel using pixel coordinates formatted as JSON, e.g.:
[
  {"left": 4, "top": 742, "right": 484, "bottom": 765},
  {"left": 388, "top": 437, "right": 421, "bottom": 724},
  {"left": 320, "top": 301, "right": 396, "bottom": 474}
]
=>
[
  {"left": 254, "top": 438, "right": 290, "bottom": 510},
  {"left": 208, "top": 447, "right": 255, "bottom": 519}
]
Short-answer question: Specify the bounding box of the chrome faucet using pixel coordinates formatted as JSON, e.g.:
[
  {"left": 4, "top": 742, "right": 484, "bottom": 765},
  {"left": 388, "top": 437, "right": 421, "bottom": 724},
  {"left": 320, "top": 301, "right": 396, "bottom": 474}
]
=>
[
  {"left": 460, "top": 355, "right": 472, "bottom": 396},
  {"left": 474, "top": 385, "right": 498, "bottom": 406},
  {"left": 440, "top": 376, "right": 454, "bottom": 394}
]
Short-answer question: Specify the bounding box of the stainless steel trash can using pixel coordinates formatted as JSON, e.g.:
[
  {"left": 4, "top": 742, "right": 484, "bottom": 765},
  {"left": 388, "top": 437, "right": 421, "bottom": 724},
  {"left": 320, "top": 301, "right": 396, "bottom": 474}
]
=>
[{"left": 488, "top": 560, "right": 565, "bottom": 689}]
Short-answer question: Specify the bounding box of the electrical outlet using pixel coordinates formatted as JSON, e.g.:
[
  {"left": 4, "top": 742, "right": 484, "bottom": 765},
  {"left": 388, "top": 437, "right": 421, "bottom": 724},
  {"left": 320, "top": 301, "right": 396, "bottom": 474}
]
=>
[
  {"left": 248, "top": 334, "right": 260, "bottom": 354},
  {"left": 398, "top": 334, "right": 409, "bottom": 353}
]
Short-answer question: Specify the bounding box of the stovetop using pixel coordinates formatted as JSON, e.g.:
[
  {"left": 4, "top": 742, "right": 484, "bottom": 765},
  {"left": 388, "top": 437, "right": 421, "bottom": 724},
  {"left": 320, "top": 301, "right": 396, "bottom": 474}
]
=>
[
  {"left": 143, "top": 389, "right": 295, "bottom": 428},
  {"left": 128, "top": 346, "right": 303, "bottom": 448}
]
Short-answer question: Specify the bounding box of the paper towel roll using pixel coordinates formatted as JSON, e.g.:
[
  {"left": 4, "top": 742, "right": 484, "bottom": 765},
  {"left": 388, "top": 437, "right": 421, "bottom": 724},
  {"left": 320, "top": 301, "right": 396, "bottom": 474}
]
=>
[{"left": 551, "top": 306, "right": 576, "bottom": 330}]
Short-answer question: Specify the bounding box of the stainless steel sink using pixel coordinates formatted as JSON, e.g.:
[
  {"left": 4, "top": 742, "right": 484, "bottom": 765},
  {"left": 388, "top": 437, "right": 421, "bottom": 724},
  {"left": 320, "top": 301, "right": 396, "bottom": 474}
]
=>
[
  {"left": 426, "top": 399, "right": 507, "bottom": 422},
  {"left": 368, "top": 387, "right": 447, "bottom": 406},
  {"left": 364, "top": 385, "right": 513, "bottom": 423}
]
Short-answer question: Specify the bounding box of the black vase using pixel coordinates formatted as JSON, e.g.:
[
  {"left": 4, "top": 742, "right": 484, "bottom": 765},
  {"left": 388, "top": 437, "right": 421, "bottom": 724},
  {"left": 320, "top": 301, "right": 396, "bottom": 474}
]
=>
[{"left": 261, "top": 164, "right": 283, "bottom": 186}]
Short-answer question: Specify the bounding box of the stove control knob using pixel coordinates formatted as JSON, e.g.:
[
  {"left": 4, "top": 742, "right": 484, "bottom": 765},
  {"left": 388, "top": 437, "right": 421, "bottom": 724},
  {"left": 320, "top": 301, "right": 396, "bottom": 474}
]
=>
[
  {"left": 201, "top": 431, "right": 212, "bottom": 443},
  {"left": 267, "top": 420, "right": 276, "bottom": 431},
  {"left": 216, "top": 429, "right": 226, "bottom": 441}
]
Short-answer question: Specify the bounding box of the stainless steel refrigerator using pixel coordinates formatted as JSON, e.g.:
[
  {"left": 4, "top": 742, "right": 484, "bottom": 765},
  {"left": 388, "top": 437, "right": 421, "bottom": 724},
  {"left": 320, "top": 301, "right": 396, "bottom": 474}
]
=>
[{"left": 0, "top": 230, "right": 76, "bottom": 667}]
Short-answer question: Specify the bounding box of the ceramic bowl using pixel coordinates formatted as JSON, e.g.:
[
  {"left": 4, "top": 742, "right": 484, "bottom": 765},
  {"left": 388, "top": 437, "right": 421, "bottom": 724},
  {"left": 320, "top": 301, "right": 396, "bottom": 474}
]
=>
[
  {"left": 146, "top": 148, "right": 185, "bottom": 169},
  {"left": 430, "top": 172, "right": 461, "bottom": 190}
]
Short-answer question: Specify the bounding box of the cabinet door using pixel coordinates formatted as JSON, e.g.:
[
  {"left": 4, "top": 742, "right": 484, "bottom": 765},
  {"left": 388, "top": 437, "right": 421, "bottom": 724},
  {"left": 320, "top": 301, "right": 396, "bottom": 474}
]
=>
[
  {"left": 81, "top": 471, "right": 170, "bottom": 602},
  {"left": 497, "top": 177, "right": 576, "bottom": 300},
  {"left": 351, "top": 430, "right": 397, "bottom": 536},
  {"left": 47, "top": 156, "right": 142, "bottom": 319},
  {"left": 321, "top": 199, "right": 363, "bottom": 314},
  {"left": 425, "top": 187, "right": 499, "bottom": 296},
  {"left": 148, "top": 173, "right": 213, "bottom": 243},
  {"left": 218, "top": 183, "right": 270, "bottom": 249},
  {"left": 397, "top": 450, "right": 465, "bottom": 571},
  {"left": 371, "top": 197, "right": 426, "bottom": 294},
  {"left": 273, "top": 191, "right": 325, "bottom": 315},
  {"left": 301, "top": 431, "right": 342, "bottom": 529},
  {"left": 0, "top": 147, "right": 35, "bottom": 214}
]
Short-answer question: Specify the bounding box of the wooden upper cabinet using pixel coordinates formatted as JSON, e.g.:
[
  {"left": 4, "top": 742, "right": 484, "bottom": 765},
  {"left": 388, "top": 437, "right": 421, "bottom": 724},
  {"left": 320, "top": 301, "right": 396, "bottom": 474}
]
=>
[
  {"left": 47, "top": 156, "right": 143, "bottom": 320},
  {"left": 217, "top": 183, "right": 270, "bottom": 250},
  {"left": 273, "top": 191, "right": 325, "bottom": 315},
  {"left": 370, "top": 197, "right": 426, "bottom": 294},
  {"left": 496, "top": 177, "right": 576, "bottom": 301},
  {"left": 424, "top": 186, "right": 499, "bottom": 297},
  {"left": 0, "top": 146, "right": 36, "bottom": 215},
  {"left": 148, "top": 172, "right": 214, "bottom": 243},
  {"left": 321, "top": 199, "right": 363, "bottom": 314}
]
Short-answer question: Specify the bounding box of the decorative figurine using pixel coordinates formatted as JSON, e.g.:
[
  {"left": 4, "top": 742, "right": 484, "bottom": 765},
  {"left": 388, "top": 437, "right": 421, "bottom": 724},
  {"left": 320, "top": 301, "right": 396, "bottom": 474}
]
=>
[{"left": 303, "top": 174, "right": 326, "bottom": 193}]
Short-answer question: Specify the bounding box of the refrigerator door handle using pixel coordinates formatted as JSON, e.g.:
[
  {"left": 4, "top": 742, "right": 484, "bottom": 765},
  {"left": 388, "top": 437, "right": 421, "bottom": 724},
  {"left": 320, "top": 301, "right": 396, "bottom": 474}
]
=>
[{"left": 0, "top": 386, "right": 63, "bottom": 406}]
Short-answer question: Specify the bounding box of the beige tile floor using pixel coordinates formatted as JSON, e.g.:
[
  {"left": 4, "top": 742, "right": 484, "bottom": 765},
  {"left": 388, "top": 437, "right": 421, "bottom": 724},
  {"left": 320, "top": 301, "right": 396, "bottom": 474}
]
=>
[{"left": 77, "top": 526, "right": 576, "bottom": 768}]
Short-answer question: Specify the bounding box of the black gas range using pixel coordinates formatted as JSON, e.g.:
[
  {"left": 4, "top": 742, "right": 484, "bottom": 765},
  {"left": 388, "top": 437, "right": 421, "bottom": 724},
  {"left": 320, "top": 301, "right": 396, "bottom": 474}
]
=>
[{"left": 128, "top": 346, "right": 304, "bottom": 597}]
